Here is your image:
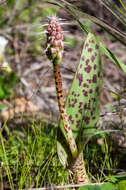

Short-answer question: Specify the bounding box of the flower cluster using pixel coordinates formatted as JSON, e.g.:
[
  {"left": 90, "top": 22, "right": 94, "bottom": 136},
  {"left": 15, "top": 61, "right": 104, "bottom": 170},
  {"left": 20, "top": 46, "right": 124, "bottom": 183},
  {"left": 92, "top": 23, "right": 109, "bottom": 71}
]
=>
[{"left": 46, "top": 16, "right": 64, "bottom": 64}]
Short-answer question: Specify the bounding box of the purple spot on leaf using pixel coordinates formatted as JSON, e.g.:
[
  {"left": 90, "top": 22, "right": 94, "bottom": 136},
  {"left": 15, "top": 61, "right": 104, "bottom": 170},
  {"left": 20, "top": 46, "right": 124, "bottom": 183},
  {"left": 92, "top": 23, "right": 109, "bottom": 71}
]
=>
[
  {"left": 96, "top": 86, "right": 99, "bottom": 93},
  {"left": 84, "top": 103, "right": 88, "bottom": 110},
  {"left": 98, "top": 71, "right": 100, "bottom": 77},
  {"left": 89, "top": 89, "right": 93, "bottom": 94},
  {"left": 94, "top": 64, "right": 97, "bottom": 70},
  {"left": 82, "top": 116, "right": 90, "bottom": 124},
  {"left": 79, "top": 109, "right": 82, "bottom": 114},
  {"left": 84, "top": 65, "right": 92, "bottom": 73},
  {"left": 77, "top": 120, "right": 81, "bottom": 124},
  {"left": 84, "top": 103, "right": 90, "bottom": 110},
  {"left": 83, "top": 91, "right": 88, "bottom": 97},
  {"left": 93, "top": 74, "right": 97, "bottom": 83},
  {"left": 95, "top": 44, "right": 99, "bottom": 49},
  {"left": 69, "top": 115, "right": 72, "bottom": 120},
  {"left": 71, "top": 120, "right": 74, "bottom": 124},
  {"left": 83, "top": 83, "right": 88, "bottom": 87},
  {"left": 69, "top": 103, "right": 71, "bottom": 107},
  {"left": 75, "top": 98, "right": 77, "bottom": 103},
  {"left": 77, "top": 73, "right": 83, "bottom": 86},
  {"left": 76, "top": 124, "right": 79, "bottom": 128},
  {"left": 91, "top": 111, "right": 93, "bottom": 116},
  {"left": 75, "top": 114, "right": 78, "bottom": 118},
  {"left": 91, "top": 55, "right": 95, "bottom": 62},
  {"left": 76, "top": 120, "right": 81, "bottom": 128},
  {"left": 92, "top": 116, "right": 96, "bottom": 120},
  {"left": 86, "top": 59, "right": 89, "bottom": 65},
  {"left": 92, "top": 98, "right": 96, "bottom": 102},
  {"left": 80, "top": 64, "right": 83, "bottom": 68},
  {"left": 88, "top": 48, "right": 92, "bottom": 52},
  {"left": 79, "top": 102, "right": 83, "bottom": 108},
  {"left": 88, "top": 103, "right": 90, "bottom": 109}
]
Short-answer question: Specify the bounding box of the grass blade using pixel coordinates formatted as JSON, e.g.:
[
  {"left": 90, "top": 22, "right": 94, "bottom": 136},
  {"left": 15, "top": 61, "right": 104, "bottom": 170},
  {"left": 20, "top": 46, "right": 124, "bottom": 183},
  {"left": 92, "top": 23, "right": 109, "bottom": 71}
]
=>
[
  {"left": 100, "top": 43, "right": 126, "bottom": 73},
  {"left": 0, "top": 129, "right": 14, "bottom": 190}
]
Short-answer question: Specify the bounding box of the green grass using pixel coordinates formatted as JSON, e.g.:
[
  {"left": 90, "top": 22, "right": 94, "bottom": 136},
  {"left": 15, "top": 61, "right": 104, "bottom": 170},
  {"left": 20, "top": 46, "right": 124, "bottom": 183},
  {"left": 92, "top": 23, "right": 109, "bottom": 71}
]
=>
[
  {"left": 84, "top": 134, "right": 120, "bottom": 183},
  {"left": 0, "top": 119, "right": 68, "bottom": 189},
  {"left": 0, "top": 117, "right": 124, "bottom": 189},
  {"left": 0, "top": 116, "right": 125, "bottom": 189}
]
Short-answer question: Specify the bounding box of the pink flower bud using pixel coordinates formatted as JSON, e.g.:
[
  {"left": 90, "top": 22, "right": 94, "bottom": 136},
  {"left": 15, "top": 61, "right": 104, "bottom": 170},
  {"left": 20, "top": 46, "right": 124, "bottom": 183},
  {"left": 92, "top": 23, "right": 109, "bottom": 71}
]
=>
[
  {"left": 46, "top": 16, "right": 64, "bottom": 64},
  {"left": 56, "top": 33, "right": 62, "bottom": 40},
  {"left": 56, "top": 25, "right": 61, "bottom": 32},
  {"left": 51, "top": 31, "right": 56, "bottom": 36},
  {"left": 51, "top": 48, "right": 57, "bottom": 54},
  {"left": 53, "top": 40, "right": 57, "bottom": 47},
  {"left": 47, "top": 25, "right": 52, "bottom": 31}
]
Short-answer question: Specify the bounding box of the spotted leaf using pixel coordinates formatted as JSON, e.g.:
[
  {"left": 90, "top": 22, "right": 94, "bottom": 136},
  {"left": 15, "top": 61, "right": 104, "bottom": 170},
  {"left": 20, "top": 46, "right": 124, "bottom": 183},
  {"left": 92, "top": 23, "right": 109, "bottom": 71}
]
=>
[{"left": 57, "top": 33, "right": 102, "bottom": 166}]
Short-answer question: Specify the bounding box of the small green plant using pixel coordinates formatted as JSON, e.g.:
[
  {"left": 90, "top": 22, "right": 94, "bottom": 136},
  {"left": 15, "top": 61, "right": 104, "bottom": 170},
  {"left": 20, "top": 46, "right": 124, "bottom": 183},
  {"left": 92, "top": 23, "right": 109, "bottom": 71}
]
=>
[{"left": 45, "top": 15, "right": 102, "bottom": 184}]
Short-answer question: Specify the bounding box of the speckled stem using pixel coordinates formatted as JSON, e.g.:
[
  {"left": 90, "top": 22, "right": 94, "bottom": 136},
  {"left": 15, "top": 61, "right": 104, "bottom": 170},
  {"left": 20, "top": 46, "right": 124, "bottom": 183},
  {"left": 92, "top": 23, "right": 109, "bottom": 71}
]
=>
[
  {"left": 71, "top": 152, "right": 89, "bottom": 184},
  {"left": 53, "top": 61, "right": 78, "bottom": 159}
]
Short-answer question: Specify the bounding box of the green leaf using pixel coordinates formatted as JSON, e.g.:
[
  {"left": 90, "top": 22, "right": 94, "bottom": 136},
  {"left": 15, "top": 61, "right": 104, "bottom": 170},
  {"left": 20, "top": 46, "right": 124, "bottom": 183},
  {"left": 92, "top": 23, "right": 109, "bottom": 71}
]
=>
[
  {"left": 62, "top": 32, "right": 102, "bottom": 140},
  {"left": 106, "top": 174, "right": 126, "bottom": 190},
  {"left": 107, "top": 174, "right": 126, "bottom": 183},
  {"left": 118, "top": 180, "right": 126, "bottom": 190},
  {"left": 57, "top": 33, "right": 102, "bottom": 166},
  {"left": 0, "top": 86, "right": 5, "bottom": 99},
  {"left": 79, "top": 183, "right": 116, "bottom": 190},
  {"left": 57, "top": 141, "right": 68, "bottom": 167}
]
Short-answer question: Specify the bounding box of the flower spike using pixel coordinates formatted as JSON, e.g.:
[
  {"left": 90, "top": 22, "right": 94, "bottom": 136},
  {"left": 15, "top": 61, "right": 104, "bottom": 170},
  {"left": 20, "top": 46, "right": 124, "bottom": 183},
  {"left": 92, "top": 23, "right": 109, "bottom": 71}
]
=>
[
  {"left": 46, "top": 16, "right": 64, "bottom": 64},
  {"left": 45, "top": 16, "right": 78, "bottom": 159}
]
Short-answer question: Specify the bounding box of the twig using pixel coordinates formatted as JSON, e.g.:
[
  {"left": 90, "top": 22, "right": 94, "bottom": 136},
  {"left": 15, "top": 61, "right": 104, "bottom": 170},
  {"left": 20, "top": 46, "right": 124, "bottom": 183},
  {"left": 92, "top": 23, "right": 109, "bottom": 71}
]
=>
[
  {"left": 19, "top": 182, "right": 104, "bottom": 190},
  {"left": 103, "top": 85, "right": 126, "bottom": 100}
]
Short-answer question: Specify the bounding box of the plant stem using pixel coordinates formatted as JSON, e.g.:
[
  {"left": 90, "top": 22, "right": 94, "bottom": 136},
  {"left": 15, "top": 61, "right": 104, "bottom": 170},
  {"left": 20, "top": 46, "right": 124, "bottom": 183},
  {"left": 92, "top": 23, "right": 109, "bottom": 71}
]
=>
[
  {"left": 71, "top": 152, "right": 89, "bottom": 184},
  {"left": 53, "top": 61, "right": 78, "bottom": 159}
]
